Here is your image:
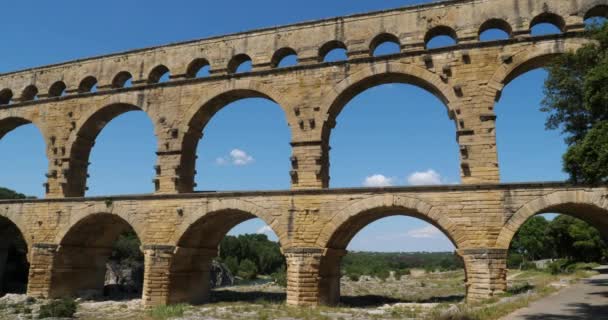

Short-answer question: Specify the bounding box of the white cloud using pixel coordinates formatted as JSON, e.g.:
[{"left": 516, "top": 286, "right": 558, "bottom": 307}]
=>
[
  {"left": 406, "top": 225, "right": 442, "bottom": 238},
  {"left": 407, "top": 169, "right": 442, "bottom": 186},
  {"left": 216, "top": 149, "right": 254, "bottom": 166},
  {"left": 363, "top": 174, "right": 394, "bottom": 187},
  {"left": 256, "top": 225, "right": 273, "bottom": 234}
]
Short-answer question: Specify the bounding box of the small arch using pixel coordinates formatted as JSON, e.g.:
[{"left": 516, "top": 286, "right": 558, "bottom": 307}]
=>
[
  {"left": 425, "top": 26, "right": 458, "bottom": 49},
  {"left": 47, "top": 81, "right": 67, "bottom": 98},
  {"left": 0, "top": 89, "right": 13, "bottom": 105},
  {"left": 227, "top": 54, "right": 253, "bottom": 74},
  {"left": 478, "top": 19, "right": 512, "bottom": 41},
  {"left": 585, "top": 4, "right": 608, "bottom": 20},
  {"left": 78, "top": 76, "right": 98, "bottom": 93},
  {"left": 21, "top": 85, "right": 38, "bottom": 101},
  {"left": 319, "top": 40, "right": 348, "bottom": 62},
  {"left": 111, "top": 71, "right": 133, "bottom": 89},
  {"left": 530, "top": 12, "right": 566, "bottom": 35},
  {"left": 147, "top": 64, "right": 171, "bottom": 84},
  {"left": 186, "top": 58, "right": 211, "bottom": 78},
  {"left": 370, "top": 33, "right": 401, "bottom": 56},
  {"left": 271, "top": 47, "right": 298, "bottom": 68}
]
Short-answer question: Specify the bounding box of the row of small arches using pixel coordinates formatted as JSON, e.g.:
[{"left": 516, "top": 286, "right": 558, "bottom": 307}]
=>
[{"left": 0, "top": 8, "right": 606, "bottom": 106}]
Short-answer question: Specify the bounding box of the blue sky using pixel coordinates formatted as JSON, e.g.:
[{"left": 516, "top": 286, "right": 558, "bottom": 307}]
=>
[{"left": 0, "top": 0, "right": 592, "bottom": 252}]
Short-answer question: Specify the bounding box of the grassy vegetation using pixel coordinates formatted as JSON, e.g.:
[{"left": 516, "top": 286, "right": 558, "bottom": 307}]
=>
[
  {"left": 38, "top": 298, "right": 78, "bottom": 319},
  {"left": 147, "top": 304, "right": 189, "bottom": 320}
]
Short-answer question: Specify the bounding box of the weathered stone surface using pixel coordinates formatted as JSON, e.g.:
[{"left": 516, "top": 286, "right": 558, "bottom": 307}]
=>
[{"left": 0, "top": 0, "right": 607, "bottom": 309}]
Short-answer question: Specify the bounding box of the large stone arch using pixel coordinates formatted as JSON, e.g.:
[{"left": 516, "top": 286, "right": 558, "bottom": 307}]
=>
[
  {"left": 0, "top": 211, "right": 30, "bottom": 295},
  {"left": 167, "top": 198, "right": 285, "bottom": 304},
  {"left": 496, "top": 189, "right": 608, "bottom": 249},
  {"left": 50, "top": 209, "right": 145, "bottom": 298},
  {"left": 316, "top": 194, "right": 460, "bottom": 249},
  {"left": 485, "top": 38, "right": 589, "bottom": 105},
  {"left": 313, "top": 194, "right": 461, "bottom": 305},
  {"left": 54, "top": 203, "right": 146, "bottom": 245},
  {"left": 63, "top": 98, "right": 158, "bottom": 197},
  {"left": 177, "top": 81, "right": 295, "bottom": 192},
  {"left": 318, "top": 62, "right": 459, "bottom": 143},
  {"left": 0, "top": 207, "right": 30, "bottom": 249},
  {"left": 171, "top": 198, "right": 286, "bottom": 247}
]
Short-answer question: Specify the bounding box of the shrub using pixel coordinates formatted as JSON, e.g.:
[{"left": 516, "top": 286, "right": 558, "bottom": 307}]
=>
[
  {"left": 347, "top": 273, "right": 360, "bottom": 282},
  {"left": 548, "top": 259, "right": 569, "bottom": 275},
  {"left": 237, "top": 259, "right": 258, "bottom": 280},
  {"left": 520, "top": 261, "right": 537, "bottom": 270},
  {"left": 38, "top": 298, "right": 77, "bottom": 319},
  {"left": 271, "top": 267, "right": 287, "bottom": 287}
]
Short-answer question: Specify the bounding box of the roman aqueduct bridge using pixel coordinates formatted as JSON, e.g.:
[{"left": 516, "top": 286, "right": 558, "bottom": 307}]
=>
[{"left": 0, "top": 0, "right": 608, "bottom": 307}]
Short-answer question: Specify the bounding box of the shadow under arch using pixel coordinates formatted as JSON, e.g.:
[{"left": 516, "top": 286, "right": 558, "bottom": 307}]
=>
[
  {"left": 50, "top": 212, "right": 144, "bottom": 299},
  {"left": 65, "top": 102, "right": 156, "bottom": 197},
  {"left": 167, "top": 200, "right": 285, "bottom": 304},
  {"left": 178, "top": 84, "right": 293, "bottom": 192},
  {"left": 0, "top": 215, "right": 29, "bottom": 295},
  {"left": 496, "top": 190, "right": 608, "bottom": 249},
  {"left": 315, "top": 195, "right": 462, "bottom": 305}
]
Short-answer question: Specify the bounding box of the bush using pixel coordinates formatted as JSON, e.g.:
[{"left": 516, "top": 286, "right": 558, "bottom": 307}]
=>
[
  {"left": 548, "top": 259, "right": 569, "bottom": 275},
  {"left": 38, "top": 298, "right": 77, "bottom": 319},
  {"left": 347, "top": 273, "right": 360, "bottom": 281},
  {"left": 394, "top": 268, "right": 410, "bottom": 280},
  {"left": 520, "top": 261, "right": 537, "bottom": 270},
  {"left": 271, "top": 267, "right": 287, "bottom": 287},
  {"left": 237, "top": 259, "right": 258, "bottom": 280}
]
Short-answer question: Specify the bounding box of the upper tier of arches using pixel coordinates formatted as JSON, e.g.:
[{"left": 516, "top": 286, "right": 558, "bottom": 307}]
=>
[{"left": 0, "top": 0, "right": 605, "bottom": 106}]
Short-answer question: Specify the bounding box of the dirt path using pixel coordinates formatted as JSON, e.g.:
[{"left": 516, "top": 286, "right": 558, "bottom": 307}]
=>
[{"left": 502, "top": 271, "right": 608, "bottom": 320}]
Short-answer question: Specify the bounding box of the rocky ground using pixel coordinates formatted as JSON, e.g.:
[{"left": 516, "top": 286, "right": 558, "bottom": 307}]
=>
[{"left": 0, "top": 269, "right": 596, "bottom": 320}]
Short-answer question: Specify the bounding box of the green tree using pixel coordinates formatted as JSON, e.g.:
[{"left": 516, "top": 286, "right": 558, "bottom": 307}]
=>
[
  {"left": 509, "top": 216, "right": 551, "bottom": 261},
  {"left": 0, "top": 187, "right": 26, "bottom": 199},
  {"left": 542, "top": 23, "right": 608, "bottom": 183}
]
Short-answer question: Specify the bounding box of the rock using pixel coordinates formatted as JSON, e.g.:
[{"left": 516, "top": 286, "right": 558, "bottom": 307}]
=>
[{"left": 210, "top": 260, "right": 234, "bottom": 288}]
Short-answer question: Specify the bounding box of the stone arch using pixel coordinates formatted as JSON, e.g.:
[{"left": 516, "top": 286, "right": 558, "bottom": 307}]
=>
[
  {"left": 167, "top": 198, "right": 285, "bottom": 304},
  {"left": 171, "top": 198, "right": 286, "bottom": 246},
  {"left": 64, "top": 100, "right": 157, "bottom": 197},
  {"left": 369, "top": 32, "right": 401, "bottom": 56},
  {"left": 316, "top": 194, "right": 460, "bottom": 249},
  {"left": 0, "top": 209, "right": 30, "bottom": 249},
  {"left": 54, "top": 205, "right": 145, "bottom": 245},
  {"left": 496, "top": 190, "right": 608, "bottom": 249},
  {"left": 227, "top": 54, "right": 252, "bottom": 74},
  {"left": 314, "top": 194, "right": 461, "bottom": 305},
  {"left": 319, "top": 62, "right": 458, "bottom": 142},
  {"left": 529, "top": 12, "right": 566, "bottom": 33},
  {"left": 186, "top": 58, "right": 210, "bottom": 78},
  {"left": 478, "top": 18, "right": 513, "bottom": 39},
  {"left": 177, "top": 81, "right": 294, "bottom": 192},
  {"left": 47, "top": 81, "right": 67, "bottom": 98},
  {"left": 486, "top": 39, "right": 588, "bottom": 104},
  {"left": 20, "top": 85, "right": 38, "bottom": 102},
  {"left": 0, "top": 89, "right": 13, "bottom": 105},
  {"left": 0, "top": 213, "right": 30, "bottom": 294},
  {"left": 424, "top": 25, "right": 458, "bottom": 49},
  {"left": 271, "top": 47, "right": 298, "bottom": 68},
  {"left": 78, "top": 76, "right": 98, "bottom": 93},
  {"left": 50, "top": 210, "right": 144, "bottom": 298},
  {"left": 0, "top": 116, "right": 45, "bottom": 142},
  {"left": 147, "top": 64, "right": 171, "bottom": 84},
  {"left": 582, "top": 2, "right": 608, "bottom": 20},
  {"left": 319, "top": 40, "right": 347, "bottom": 62},
  {"left": 111, "top": 71, "right": 133, "bottom": 89}
]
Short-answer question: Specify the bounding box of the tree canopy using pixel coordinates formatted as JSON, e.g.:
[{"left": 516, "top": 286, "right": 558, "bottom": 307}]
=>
[
  {"left": 542, "top": 23, "right": 608, "bottom": 183},
  {"left": 0, "top": 187, "right": 27, "bottom": 199}
]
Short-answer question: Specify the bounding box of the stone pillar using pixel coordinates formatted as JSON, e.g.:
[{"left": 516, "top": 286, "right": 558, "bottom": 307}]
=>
[
  {"left": 456, "top": 106, "right": 500, "bottom": 184},
  {"left": 0, "top": 247, "right": 8, "bottom": 293},
  {"left": 142, "top": 245, "right": 175, "bottom": 307},
  {"left": 285, "top": 248, "right": 324, "bottom": 306},
  {"left": 290, "top": 142, "right": 329, "bottom": 189},
  {"left": 49, "top": 246, "right": 112, "bottom": 297},
  {"left": 154, "top": 152, "right": 193, "bottom": 194},
  {"left": 27, "top": 244, "right": 58, "bottom": 299},
  {"left": 167, "top": 247, "right": 216, "bottom": 305},
  {"left": 318, "top": 249, "right": 346, "bottom": 306},
  {"left": 459, "top": 248, "right": 507, "bottom": 302}
]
